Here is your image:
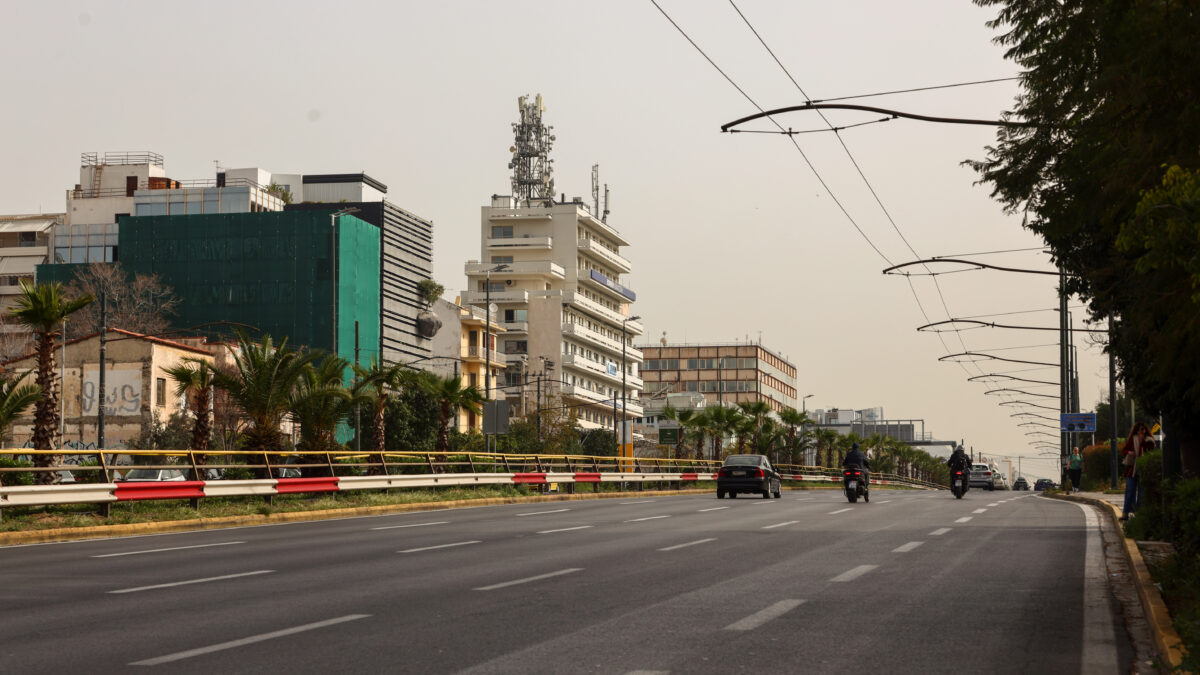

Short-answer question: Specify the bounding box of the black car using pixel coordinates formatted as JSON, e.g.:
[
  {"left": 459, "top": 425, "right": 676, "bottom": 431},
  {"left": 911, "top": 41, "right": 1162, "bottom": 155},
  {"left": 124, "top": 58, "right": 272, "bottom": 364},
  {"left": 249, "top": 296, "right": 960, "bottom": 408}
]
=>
[
  {"left": 1033, "top": 478, "right": 1055, "bottom": 491},
  {"left": 1013, "top": 477, "right": 1030, "bottom": 491},
  {"left": 717, "top": 454, "right": 782, "bottom": 499}
]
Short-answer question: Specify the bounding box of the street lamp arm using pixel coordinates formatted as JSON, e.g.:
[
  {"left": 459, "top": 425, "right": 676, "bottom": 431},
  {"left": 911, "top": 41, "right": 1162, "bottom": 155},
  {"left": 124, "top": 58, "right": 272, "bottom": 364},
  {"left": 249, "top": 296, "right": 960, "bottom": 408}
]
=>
[
  {"left": 881, "top": 258, "right": 1058, "bottom": 277},
  {"left": 720, "top": 103, "right": 1037, "bottom": 133},
  {"left": 919, "top": 319, "right": 1107, "bottom": 334}
]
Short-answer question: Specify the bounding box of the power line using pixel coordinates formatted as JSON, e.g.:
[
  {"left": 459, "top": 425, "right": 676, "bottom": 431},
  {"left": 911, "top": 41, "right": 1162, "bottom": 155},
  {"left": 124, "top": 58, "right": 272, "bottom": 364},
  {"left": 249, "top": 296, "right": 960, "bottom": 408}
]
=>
[{"left": 812, "top": 77, "right": 1021, "bottom": 104}]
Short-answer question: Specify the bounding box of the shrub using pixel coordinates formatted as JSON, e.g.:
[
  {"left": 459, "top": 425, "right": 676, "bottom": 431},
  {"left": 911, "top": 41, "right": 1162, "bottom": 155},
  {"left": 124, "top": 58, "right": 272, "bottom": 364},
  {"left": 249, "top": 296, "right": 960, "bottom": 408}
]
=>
[
  {"left": 1082, "top": 443, "right": 1117, "bottom": 489},
  {"left": 0, "top": 456, "right": 33, "bottom": 486}
]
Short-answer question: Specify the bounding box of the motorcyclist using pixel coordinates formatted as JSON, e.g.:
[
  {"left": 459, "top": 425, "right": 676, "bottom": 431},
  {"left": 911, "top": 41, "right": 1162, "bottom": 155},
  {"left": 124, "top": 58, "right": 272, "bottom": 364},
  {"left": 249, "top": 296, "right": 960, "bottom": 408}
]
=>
[
  {"left": 947, "top": 445, "right": 971, "bottom": 492},
  {"left": 842, "top": 442, "right": 871, "bottom": 493}
]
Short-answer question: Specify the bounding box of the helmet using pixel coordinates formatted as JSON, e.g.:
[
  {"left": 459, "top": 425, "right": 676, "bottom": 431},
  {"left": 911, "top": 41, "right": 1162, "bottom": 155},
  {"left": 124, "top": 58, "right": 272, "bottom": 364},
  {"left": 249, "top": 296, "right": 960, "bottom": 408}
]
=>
[{"left": 851, "top": 442, "right": 859, "bottom": 451}]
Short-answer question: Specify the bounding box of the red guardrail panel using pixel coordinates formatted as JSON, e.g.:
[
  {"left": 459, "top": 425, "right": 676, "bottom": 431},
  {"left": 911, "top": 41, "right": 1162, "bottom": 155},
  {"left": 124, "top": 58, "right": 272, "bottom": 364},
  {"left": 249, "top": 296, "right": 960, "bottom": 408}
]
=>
[
  {"left": 275, "top": 477, "right": 340, "bottom": 494},
  {"left": 573, "top": 472, "right": 601, "bottom": 483},
  {"left": 680, "top": 473, "right": 699, "bottom": 482},
  {"left": 513, "top": 473, "right": 547, "bottom": 484},
  {"left": 114, "top": 481, "right": 206, "bottom": 501}
]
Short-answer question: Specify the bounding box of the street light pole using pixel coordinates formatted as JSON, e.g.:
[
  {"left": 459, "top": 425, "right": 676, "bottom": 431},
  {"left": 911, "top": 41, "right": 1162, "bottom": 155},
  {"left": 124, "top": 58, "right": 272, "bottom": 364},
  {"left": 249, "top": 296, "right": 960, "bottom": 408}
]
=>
[
  {"left": 483, "top": 263, "right": 509, "bottom": 452},
  {"left": 329, "top": 207, "right": 359, "bottom": 358},
  {"left": 620, "top": 315, "right": 641, "bottom": 458},
  {"left": 802, "top": 393, "right": 813, "bottom": 464}
]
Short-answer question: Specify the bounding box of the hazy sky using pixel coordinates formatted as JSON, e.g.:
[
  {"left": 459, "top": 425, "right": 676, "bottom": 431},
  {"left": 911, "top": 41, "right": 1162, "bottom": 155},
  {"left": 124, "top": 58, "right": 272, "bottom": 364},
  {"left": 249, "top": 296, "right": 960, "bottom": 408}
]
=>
[{"left": 0, "top": 1, "right": 1106, "bottom": 481}]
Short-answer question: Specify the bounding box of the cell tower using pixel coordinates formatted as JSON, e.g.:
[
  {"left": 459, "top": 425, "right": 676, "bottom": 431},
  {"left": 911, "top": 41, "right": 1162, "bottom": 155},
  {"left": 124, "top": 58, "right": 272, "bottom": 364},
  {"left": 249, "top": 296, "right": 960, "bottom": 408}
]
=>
[{"left": 509, "top": 94, "right": 556, "bottom": 206}]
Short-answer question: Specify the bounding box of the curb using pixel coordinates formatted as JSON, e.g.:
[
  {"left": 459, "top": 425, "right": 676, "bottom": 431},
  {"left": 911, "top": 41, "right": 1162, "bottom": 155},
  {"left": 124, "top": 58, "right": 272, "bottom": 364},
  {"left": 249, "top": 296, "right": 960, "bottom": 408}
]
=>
[{"left": 1048, "top": 492, "right": 1186, "bottom": 671}]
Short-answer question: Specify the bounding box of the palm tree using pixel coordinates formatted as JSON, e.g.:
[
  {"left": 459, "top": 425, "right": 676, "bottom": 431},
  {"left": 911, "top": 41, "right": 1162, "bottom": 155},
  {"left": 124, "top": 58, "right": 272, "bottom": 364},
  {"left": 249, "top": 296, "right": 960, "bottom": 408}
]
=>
[
  {"left": 164, "top": 359, "right": 216, "bottom": 452},
  {"left": 660, "top": 404, "right": 697, "bottom": 461},
  {"left": 211, "top": 331, "right": 319, "bottom": 474},
  {"left": 0, "top": 371, "right": 40, "bottom": 444},
  {"left": 354, "top": 360, "right": 413, "bottom": 474},
  {"left": 8, "top": 281, "right": 93, "bottom": 484},
  {"left": 704, "top": 405, "right": 743, "bottom": 461},
  {"left": 289, "top": 355, "right": 356, "bottom": 474},
  {"left": 814, "top": 428, "right": 839, "bottom": 468},
  {"left": 737, "top": 400, "right": 772, "bottom": 455},
  {"left": 777, "top": 408, "right": 810, "bottom": 466},
  {"left": 683, "top": 409, "right": 709, "bottom": 461},
  {"left": 426, "top": 373, "right": 484, "bottom": 460}
]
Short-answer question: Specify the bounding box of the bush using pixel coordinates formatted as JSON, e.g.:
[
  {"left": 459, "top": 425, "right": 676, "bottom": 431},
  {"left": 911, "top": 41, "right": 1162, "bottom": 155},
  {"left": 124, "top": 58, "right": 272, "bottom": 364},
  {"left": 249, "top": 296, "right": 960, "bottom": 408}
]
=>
[
  {"left": 1082, "top": 443, "right": 1118, "bottom": 489},
  {"left": 0, "top": 456, "right": 33, "bottom": 486}
]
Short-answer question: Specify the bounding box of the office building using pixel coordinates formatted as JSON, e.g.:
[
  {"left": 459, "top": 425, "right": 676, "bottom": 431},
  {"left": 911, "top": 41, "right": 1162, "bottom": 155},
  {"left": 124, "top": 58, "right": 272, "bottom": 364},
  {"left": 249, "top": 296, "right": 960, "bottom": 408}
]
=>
[{"left": 638, "top": 341, "right": 798, "bottom": 415}]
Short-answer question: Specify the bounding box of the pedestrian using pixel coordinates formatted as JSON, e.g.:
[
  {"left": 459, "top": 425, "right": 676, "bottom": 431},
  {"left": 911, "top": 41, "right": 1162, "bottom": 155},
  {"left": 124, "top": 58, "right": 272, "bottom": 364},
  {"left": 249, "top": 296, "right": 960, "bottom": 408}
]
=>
[
  {"left": 1068, "top": 446, "right": 1084, "bottom": 492},
  {"left": 1120, "top": 423, "right": 1155, "bottom": 521}
]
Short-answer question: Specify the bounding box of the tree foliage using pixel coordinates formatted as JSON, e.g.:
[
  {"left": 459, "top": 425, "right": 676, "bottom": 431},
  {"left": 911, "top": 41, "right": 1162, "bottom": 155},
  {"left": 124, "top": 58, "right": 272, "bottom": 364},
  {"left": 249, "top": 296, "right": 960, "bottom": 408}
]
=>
[
  {"left": 63, "top": 263, "right": 179, "bottom": 336},
  {"left": 970, "top": 0, "right": 1200, "bottom": 471}
]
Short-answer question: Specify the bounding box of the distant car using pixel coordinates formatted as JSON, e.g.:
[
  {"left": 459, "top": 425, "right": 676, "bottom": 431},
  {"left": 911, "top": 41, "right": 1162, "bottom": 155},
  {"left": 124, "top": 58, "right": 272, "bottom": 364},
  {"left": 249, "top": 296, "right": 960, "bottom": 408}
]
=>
[
  {"left": 717, "top": 454, "right": 781, "bottom": 499},
  {"left": 969, "top": 463, "right": 997, "bottom": 491},
  {"left": 116, "top": 468, "right": 188, "bottom": 482},
  {"left": 1013, "top": 477, "right": 1030, "bottom": 491},
  {"left": 1034, "top": 478, "right": 1055, "bottom": 491}
]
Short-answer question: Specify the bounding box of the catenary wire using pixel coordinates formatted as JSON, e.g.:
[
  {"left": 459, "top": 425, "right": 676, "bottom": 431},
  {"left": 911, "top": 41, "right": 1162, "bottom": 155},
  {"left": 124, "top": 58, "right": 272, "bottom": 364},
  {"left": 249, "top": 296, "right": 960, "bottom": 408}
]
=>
[{"left": 810, "top": 77, "right": 1020, "bottom": 104}]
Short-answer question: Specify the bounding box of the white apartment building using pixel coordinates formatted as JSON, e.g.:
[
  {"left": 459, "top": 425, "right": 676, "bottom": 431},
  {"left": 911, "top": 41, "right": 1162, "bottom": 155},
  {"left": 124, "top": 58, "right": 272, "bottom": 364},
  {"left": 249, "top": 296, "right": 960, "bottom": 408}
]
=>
[{"left": 462, "top": 197, "right": 642, "bottom": 430}]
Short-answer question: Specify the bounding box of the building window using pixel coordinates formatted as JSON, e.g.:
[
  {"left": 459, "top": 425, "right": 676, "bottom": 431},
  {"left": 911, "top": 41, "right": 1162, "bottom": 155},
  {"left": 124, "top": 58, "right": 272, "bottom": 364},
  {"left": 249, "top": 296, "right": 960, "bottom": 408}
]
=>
[
  {"left": 491, "top": 256, "right": 513, "bottom": 264},
  {"left": 491, "top": 225, "right": 513, "bottom": 238},
  {"left": 505, "top": 340, "right": 527, "bottom": 354},
  {"left": 156, "top": 378, "right": 166, "bottom": 406}
]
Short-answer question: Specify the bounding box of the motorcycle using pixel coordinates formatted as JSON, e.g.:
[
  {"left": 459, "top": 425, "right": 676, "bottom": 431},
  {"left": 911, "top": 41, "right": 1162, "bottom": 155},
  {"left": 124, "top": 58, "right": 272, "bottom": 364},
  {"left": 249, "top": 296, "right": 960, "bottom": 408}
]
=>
[
  {"left": 950, "top": 469, "right": 968, "bottom": 499},
  {"left": 843, "top": 467, "right": 869, "bottom": 503}
]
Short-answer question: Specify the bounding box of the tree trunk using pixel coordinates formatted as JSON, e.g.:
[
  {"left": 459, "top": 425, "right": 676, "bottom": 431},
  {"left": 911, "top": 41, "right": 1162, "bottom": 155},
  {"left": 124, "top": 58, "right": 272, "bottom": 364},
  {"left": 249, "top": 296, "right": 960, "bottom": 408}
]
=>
[{"left": 32, "top": 332, "right": 61, "bottom": 485}]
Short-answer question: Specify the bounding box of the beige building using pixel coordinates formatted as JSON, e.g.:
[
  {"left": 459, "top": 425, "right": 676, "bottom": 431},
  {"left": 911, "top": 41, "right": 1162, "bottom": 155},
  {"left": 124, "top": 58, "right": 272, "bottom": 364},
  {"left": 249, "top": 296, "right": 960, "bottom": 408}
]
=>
[
  {"left": 2, "top": 328, "right": 217, "bottom": 449},
  {"left": 429, "top": 297, "right": 506, "bottom": 432},
  {"left": 462, "top": 198, "right": 642, "bottom": 431},
  {"left": 638, "top": 342, "right": 799, "bottom": 415}
]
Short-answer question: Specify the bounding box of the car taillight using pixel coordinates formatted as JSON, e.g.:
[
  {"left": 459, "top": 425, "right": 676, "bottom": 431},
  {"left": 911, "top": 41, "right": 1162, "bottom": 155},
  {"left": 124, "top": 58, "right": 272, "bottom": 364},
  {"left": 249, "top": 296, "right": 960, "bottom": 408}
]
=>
[
  {"left": 749, "top": 468, "right": 764, "bottom": 478},
  {"left": 954, "top": 471, "right": 962, "bottom": 475},
  {"left": 984, "top": 472, "right": 992, "bottom": 476}
]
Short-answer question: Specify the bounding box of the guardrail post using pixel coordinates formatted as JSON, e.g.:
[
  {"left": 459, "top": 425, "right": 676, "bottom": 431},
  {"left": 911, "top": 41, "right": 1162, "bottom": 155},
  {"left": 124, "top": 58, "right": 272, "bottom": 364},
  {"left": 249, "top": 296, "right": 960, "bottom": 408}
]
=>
[
  {"left": 100, "top": 502, "right": 111, "bottom": 518},
  {"left": 96, "top": 450, "right": 111, "bottom": 483},
  {"left": 425, "top": 453, "right": 436, "bottom": 474}
]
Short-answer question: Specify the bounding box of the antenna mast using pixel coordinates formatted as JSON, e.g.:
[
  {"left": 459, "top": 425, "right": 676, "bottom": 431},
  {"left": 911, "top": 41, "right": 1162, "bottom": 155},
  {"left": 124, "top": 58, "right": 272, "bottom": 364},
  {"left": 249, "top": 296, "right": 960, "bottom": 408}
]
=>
[
  {"left": 509, "top": 94, "right": 556, "bottom": 207},
  {"left": 592, "top": 164, "right": 599, "bottom": 216}
]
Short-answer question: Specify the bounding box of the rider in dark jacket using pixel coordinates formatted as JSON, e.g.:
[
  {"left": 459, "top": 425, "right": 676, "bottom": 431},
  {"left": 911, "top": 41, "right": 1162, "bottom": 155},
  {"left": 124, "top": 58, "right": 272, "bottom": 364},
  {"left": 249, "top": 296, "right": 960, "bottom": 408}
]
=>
[
  {"left": 947, "top": 446, "right": 971, "bottom": 491},
  {"left": 842, "top": 442, "right": 871, "bottom": 490}
]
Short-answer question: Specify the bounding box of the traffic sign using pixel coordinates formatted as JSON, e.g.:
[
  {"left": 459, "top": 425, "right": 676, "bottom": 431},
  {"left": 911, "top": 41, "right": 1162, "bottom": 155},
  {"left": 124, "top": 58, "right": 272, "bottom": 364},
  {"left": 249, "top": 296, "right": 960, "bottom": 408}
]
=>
[{"left": 1060, "top": 413, "right": 1096, "bottom": 432}]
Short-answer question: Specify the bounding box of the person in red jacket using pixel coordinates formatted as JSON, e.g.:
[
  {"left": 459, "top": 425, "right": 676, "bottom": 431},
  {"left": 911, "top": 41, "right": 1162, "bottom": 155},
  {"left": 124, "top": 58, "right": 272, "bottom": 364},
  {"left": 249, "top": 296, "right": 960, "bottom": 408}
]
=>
[{"left": 1120, "top": 423, "right": 1155, "bottom": 521}]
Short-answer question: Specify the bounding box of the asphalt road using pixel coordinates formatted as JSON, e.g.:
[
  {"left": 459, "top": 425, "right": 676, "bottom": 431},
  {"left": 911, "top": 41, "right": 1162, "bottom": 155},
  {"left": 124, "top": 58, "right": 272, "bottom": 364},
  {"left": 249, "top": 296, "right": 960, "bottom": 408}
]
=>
[{"left": 0, "top": 488, "right": 1133, "bottom": 674}]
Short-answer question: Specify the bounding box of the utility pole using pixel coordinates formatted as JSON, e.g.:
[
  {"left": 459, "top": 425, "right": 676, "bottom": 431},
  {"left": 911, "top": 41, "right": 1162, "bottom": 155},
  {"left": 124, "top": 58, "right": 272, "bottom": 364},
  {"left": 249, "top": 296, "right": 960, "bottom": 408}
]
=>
[
  {"left": 97, "top": 292, "right": 106, "bottom": 450},
  {"left": 354, "top": 321, "right": 360, "bottom": 453}
]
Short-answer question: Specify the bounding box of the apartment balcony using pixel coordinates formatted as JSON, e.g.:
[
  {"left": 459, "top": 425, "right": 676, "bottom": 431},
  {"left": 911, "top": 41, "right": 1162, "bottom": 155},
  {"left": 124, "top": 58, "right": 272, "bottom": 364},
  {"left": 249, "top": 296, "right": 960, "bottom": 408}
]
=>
[
  {"left": 487, "top": 234, "right": 553, "bottom": 251},
  {"left": 562, "top": 292, "right": 643, "bottom": 335},
  {"left": 560, "top": 384, "right": 644, "bottom": 417},
  {"left": 563, "top": 323, "right": 644, "bottom": 362},
  {"left": 460, "top": 289, "right": 529, "bottom": 306},
  {"left": 465, "top": 260, "right": 565, "bottom": 280},
  {"left": 577, "top": 211, "right": 631, "bottom": 247},
  {"left": 577, "top": 237, "right": 631, "bottom": 273},
  {"left": 461, "top": 345, "right": 504, "bottom": 364},
  {"left": 561, "top": 353, "right": 644, "bottom": 390},
  {"left": 581, "top": 269, "right": 636, "bottom": 303},
  {"left": 500, "top": 321, "right": 528, "bottom": 334}
]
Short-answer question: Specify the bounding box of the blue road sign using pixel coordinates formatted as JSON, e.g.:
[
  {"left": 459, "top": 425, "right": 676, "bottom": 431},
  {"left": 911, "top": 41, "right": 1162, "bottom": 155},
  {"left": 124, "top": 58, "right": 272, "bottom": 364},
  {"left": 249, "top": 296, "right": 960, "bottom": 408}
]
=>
[{"left": 1060, "top": 413, "right": 1096, "bottom": 433}]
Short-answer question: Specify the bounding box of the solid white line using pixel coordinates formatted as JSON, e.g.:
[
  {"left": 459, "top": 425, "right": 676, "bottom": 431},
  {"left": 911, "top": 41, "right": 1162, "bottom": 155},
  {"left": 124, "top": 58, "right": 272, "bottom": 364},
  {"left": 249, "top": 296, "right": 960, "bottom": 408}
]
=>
[
  {"left": 130, "top": 614, "right": 369, "bottom": 665},
  {"left": 762, "top": 521, "right": 799, "bottom": 529},
  {"left": 892, "top": 541, "right": 924, "bottom": 553},
  {"left": 829, "top": 508, "right": 853, "bottom": 515},
  {"left": 620, "top": 500, "right": 656, "bottom": 504},
  {"left": 698, "top": 506, "right": 728, "bottom": 512},
  {"left": 109, "top": 570, "right": 273, "bottom": 594},
  {"left": 659, "top": 538, "right": 717, "bottom": 552},
  {"left": 972, "top": 508, "right": 988, "bottom": 514},
  {"left": 625, "top": 515, "right": 670, "bottom": 522},
  {"left": 930, "top": 528, "right": 952, "bottom": 536},
  {"left": 724, "top": 599, "right": 806, "bottom": 631},
  {"left": 955, "top": 517, "right": 973, "bottom": 523},
  {"left": 829, "top": 565, "right": 878, "bottom": 583},
  {"left": 1074, "top": 503, "right": 1121, "bottom": 674},
  {"left": 370, "top": 521, "right": 448, "bottom": 531},
  {"left": 399, "top": 540, "right": 481, "bottom": 553},
  {"left": 751, "top": 500, "right": 776, "bottom": 505},
  {"left": 92, "top": 541, "right": 245, "bottom": 558},
  {"left": 474, "top": 568, "right": 582, "bottom": 591},
  {"left": 516, "top": 508, "right": 570, "bottom": 517},
  {"left": 537, "top": 526, "right": 593, "bottom": 534}
]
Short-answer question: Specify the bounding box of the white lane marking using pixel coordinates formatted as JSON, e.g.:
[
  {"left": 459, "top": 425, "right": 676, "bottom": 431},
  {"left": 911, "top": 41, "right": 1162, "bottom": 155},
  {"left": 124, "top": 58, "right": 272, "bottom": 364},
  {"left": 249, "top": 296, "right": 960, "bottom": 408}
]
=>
[
  {"left": 930, "top": 528, "right": 952, "bottom": 536},
  {"left": 537, "top": 526, "right": 593, "bottom": 534},
  {"left": 659, "top": 538, "right": 717, "bottom": 552},
  {"left": 474, "top": 568, "right": 583, "bottom": 591},
  {"left": 625, "top": 515, "right": 670, "bottom": 522},
  {"left": 1074, "top": 502, "right": 1121, "bottom": 674},
  {"left": 751, "top": 500, "right": 777, "bottom": 505},
  {"left": 972, "top": 508, "right": 988, "bottom": 514},
  {"left": 516, "top": 508, "right": 570, "bottom": 517},
  {"left": 988, "top": 503, "right": 1000, "bottom": 507},
  {"left": 955, "top": 517, "right": 973, "bottom": 523},
  {"left": 399, "top": 540, "right": 481, "bottom": 553},
  {"left": 620, "top": 500, "right": 656, "bottom": 504},
  {"left": 370, "top": 521, "right": 448, "bottom": 531},
  {"left": 130, "top": 614, "right": 369, "bottom": 665},
  {"left": 875, "top": 500, "right": 893, "bottom": 504},
  {"left": 794, "top": 497, "right": 814, "bottom": 501},
  {"left": 828, "top": 508, "right": 853, "bottom": 515},
  {"left": 698, "top": 507, "right": 728, "bottom": 512},
  {"left": 92, "top": 541, "right": 245, "bottom": 558},
  {"left": 893, "top": 541, "right": 924, "bottom": 553},
  {"left": 830, "top": 565, "right": 878, "bottom": 583},
  {"left": 109, "top": 570, "right": 273, "bottom": 594},
  {"left": 724, "top": 599, "right": 806, "bottom": 631},
  {"left": 762, "top": 521, "right": 799, "bottom": 529}
]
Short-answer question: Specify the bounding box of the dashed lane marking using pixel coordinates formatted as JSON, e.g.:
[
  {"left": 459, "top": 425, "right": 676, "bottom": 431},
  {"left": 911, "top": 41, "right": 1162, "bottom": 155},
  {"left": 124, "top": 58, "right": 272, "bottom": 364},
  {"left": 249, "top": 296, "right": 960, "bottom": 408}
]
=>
[
  {"left": 110, "top": 570, "right": 273, "bottom": 594},
  {"left": 92, "top": 541, "right": 245, "bottom": 558},
  {"left": 830, "top": 565, "right": 878, "bottom": 583},
  {"left": 516, "top": 508, "right": 570, "bottom": 517},
  {"left": 762, "top": 521, "right": 799, "bottom": 529},
  {"left": 930, "top": 528, "right": 951, "bottom": 536},
  {"left": 399, "top": 541, "right": 481, "bottom": 554},
  {"left": 972, "top": 509, "right": 988, "bottom": 514},
  {"left": 371, "top": 522, "right": 448, "bottom": 531},
  {"left": 130, "top": 615, "right": 369, "bottom": 665},
  {"left": 698, "top": 507, "right": 729, "bottom": 512},
  {"left": 829, "top": 508, "right": 853, "bottom": 515},
  {"left": 724, "top": 599, "right": 806, "bottom": 631},
  {"left": 658, "top": 538, "right": 716, "bottom": 552},
  {"left": 955, "top": 517, "right": 973, "bottom": 523},
  {"left": 625, "top": 515, "right": 671, "bottom": 523},
  {"left": 537, "top": 526, "right": 593, "bottom": 534},
  {"left": 474, "top": 568, "right": 583, "bottom": 591},
  {"left": 893, "top": 541, "right": 924, "bottom": 553}
]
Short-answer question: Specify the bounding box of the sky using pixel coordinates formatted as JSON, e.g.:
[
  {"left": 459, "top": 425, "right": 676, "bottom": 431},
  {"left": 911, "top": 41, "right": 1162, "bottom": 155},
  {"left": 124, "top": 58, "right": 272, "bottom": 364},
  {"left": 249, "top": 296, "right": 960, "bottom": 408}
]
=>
[{"left": 0, "top": 1, "right": 1110, "bottom": 482}]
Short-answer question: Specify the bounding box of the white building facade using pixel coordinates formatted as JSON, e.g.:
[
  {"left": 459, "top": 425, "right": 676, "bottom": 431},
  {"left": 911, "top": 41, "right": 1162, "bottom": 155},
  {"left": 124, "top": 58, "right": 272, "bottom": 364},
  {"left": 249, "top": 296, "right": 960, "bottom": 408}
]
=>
[{"left": 462, "top": 197, "right": 642, "bottom": 430}]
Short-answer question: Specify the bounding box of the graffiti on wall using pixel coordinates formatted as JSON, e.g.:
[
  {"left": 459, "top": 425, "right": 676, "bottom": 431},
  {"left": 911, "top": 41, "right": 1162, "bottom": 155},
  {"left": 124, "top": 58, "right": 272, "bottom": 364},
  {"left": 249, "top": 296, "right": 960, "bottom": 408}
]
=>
[{"left": 82, "top": 370, "right": 142, "bottom": 416}]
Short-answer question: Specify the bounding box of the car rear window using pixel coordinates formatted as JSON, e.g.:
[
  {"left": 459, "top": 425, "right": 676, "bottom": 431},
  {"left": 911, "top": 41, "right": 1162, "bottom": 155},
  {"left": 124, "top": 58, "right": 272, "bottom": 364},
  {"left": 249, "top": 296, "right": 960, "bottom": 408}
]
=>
[{"left": 724, "top": 455, "right": 764, "bottom": 466}]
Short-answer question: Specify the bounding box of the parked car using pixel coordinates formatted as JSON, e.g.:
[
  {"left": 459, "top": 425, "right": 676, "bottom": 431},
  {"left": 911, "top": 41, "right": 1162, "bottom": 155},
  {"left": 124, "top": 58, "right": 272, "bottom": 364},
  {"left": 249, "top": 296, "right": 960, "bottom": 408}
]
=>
[
  {"left": 716, "top": 454, "right": 782, "bottom": 499},
  {"left": 116, "top": 468, "right": 188, "bottom": 482},
  {"left": 1013, "top": 476, "right": 1030, "bottom": 491},
  {"left": 968, "top": 463, "right": 997, "bottom": 490},
  {"left": 1034, "top": 478, "right": 1055, "bottom": 491}
]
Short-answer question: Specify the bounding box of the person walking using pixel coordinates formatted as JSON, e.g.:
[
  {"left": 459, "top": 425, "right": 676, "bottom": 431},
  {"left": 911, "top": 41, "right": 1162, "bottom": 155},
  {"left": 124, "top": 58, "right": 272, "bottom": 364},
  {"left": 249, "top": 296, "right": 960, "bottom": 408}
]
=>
[
  {"left": 1067, "top": 447, "right": 1084, "bottom": 492},
  {"left": 1120, "top": 423, "right": 1155, "bottom": 521}
]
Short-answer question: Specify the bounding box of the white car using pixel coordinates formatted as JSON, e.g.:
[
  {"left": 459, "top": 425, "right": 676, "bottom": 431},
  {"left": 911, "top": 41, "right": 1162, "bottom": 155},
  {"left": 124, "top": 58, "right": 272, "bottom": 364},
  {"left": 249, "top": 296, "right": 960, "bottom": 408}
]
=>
[
  {"left": 969, "top": 463, "right": 998, "bottom": 490},
  {"left": 117, "top": 468, "right": 188, "bottom": 482}
]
